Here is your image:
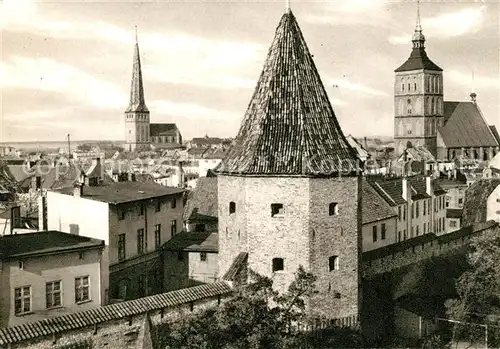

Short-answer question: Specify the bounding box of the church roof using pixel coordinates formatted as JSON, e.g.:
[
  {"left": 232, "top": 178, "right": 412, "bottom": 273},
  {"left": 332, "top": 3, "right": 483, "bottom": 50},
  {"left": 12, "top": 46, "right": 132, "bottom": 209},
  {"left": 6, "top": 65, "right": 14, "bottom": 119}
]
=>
[
  {"left": 150, "top": 123, "right": 178, "bottom": 136},
  {"left": 394, "top": 47, "right": 442, "bottom": 72},
  {"left": 215, "top": 11, "right": 359, "bottom": 176},
  {"left": 440, "top": 102, "right": 499, "bottom": 148},
  {"left": 125, "top": 38, "right": 149, "bottom": 113}
]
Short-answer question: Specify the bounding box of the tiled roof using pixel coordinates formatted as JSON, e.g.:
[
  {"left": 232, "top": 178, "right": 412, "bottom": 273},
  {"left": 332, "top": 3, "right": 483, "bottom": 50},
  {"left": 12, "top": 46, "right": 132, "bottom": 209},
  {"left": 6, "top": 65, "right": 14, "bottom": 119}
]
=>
[
  {"left": 53, "top": 181, "right": 185, "bottom": 204},
  {"left": 440, "top": 102, "right": 499, "bottom": 148},
  {"left": 125, "top": 40, "right": 149, "bottom": 113},
  {"left": 183, "top": 177, "right": 218, "bottom": 222},
  {"left": 362, "top": 180, "right": 397, "bottom": 224},
  {"left": 150, "top": 123, "right": 178, "bottom": 136},
  {"left": 223, "top": 252, "right": 248, "bottom": 281},
  {"left": 215, "top": 11, "right": 359, "bottom": 176},
  {"left": 401, "top": 146, "right": 436, "bottom": 162},
  {"left": 394, "top": 35, "right": 442, "bottom": 73},
  {"left": 190, "top": 137, "right": 229, "bottom": 146},
  {"left": 0, "top": 230, "right": 104, "bottom": 259},
  {"left": 490, "top": 125, "right": 500, "bottom": 144},
  {"left": 162, "top": 231, "right": 218, "bottom": 252},
  {"left": 446, "top": 208, "right": 463, "bottom": 219},
  {"left": 462, "top": 178, "right": 500, "bottom": 226},
  {"left": 0, "top": 282, "right": 232, "bottom": 346}
]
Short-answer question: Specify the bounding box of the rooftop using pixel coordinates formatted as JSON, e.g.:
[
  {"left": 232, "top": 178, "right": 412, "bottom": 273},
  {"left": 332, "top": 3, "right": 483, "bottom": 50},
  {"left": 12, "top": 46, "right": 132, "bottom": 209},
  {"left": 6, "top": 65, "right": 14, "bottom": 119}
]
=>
[
  {"left": 150, "top": 123, "right": 178, "bottom": 136},
  {"left": 53, "top": 181, "right": 185, "bottom": 204},
  {"left": 183, "top": 176, "right": 218, "bottom": 222},
  {"left": 215, "top": 11, "right": 359, "bottom": 176},
  {"left": 394, "top": 46, "right": 442, "bottom": 72},
  {"left": 362, "top": 180, "right": 397, "bottom": 224},
  {"left": 162, "top": 231, "right": 218, "bottom": 252},
  {"left": 0, "top": 230, "right": 104, "bottom": 259},
  {"left": 440, "top": 102, "right": 499, "bottom": 148}
]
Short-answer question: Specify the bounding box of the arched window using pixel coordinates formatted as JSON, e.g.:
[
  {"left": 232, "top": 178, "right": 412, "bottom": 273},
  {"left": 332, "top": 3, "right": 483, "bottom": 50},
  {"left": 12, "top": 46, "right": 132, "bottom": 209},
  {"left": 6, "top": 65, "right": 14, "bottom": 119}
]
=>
[
  {"left": 413, "top": 76, "right": 417, "bottom": 92},
  {"left": 229, "top": 201, "right": 236, "bottom": 214},
  {"left": 329, "top": 203, "right": 339, "bottom": 216},
  {"left": 407, "top": 98, "right": 412, "bottom": 114},
  {"left": 272, "top": 258, "right": 284, "bottom": 272}
]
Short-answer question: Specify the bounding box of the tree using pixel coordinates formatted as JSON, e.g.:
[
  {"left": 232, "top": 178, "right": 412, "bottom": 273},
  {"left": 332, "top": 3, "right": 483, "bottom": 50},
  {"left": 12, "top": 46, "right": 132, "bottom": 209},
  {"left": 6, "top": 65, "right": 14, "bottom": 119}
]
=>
[
  {"left": 157, "top": 267, "right": 363, "bottom": 349},
  {"left": 445, "top": 228, "right": 500, "bottom": 347}
]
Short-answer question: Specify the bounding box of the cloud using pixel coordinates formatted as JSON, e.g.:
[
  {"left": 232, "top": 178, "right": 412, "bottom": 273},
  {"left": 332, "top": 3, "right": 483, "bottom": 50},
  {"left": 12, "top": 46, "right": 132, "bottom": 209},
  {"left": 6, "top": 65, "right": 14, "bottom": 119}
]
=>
[
  {"left": 148, "top": 100, "right": 240, "bottom": 122},
  {"left": 446, "top": 69, "right": 500, "bottom": 90},
  {"left": 0, "top": 56, "right": 128, "bottom": 110},
  {"left": 327, "top": 77, "right": 389, "bottom": 97},
  {"left": 389, "top": 6, "right": 487, "bottom": 44},
  {"left": 305, "top": 0, "right": 390, "bottom": 27}
]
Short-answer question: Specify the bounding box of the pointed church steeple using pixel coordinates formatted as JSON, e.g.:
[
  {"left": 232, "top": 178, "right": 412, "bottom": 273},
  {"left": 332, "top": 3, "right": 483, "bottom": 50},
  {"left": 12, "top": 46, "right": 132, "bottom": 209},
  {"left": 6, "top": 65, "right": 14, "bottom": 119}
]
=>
[
  {"left": 126, "top": 26, "right": 149, "bottom": 113},
  {"left": 216, "top": 11, "right": 359, "bottom": 176},
  {"left": 412, "top": 0, "right": 425, "bottom": 49}
]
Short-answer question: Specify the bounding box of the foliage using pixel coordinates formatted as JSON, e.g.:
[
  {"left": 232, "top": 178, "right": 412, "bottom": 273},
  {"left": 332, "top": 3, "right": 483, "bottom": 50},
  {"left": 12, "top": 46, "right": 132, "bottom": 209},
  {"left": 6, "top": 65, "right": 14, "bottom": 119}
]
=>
[
  {"left": 420, "top": 334, "right": 450, "bottom": 349},
  {"left": 55, "top": 338, "right": 93, "bottom": 349},
  {"left": 445, "top": 229, "right": 500, "bottom": 347},
  {"left": 157, "top": 266, "right": 363, "bottom": 349}
]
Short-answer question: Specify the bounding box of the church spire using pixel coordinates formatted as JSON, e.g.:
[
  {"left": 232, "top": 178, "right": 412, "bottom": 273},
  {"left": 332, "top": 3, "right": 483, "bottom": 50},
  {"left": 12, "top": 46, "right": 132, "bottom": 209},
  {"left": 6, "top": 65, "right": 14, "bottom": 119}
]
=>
[
  {"left": 412, "top": 0, "right": 425, "bottom": 49},
  {"left": 126, "top": 26, "right": 149, "bottom": 113}
]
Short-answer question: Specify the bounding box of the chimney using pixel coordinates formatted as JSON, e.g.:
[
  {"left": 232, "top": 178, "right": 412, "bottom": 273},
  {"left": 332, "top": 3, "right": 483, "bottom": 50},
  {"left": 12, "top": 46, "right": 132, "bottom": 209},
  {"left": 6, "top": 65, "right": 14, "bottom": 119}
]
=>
[
  {"left": 178, "top": 161, "right": 185, "bottom": 188},
  {"left": 402, "top": 177, "right": 408, "bottom": 201},
  {"left": 426, "top": 176, "right": 432, "bottom": 196},
  {"left": 73, "top": 183, "right": 83, "bottom": 197}
]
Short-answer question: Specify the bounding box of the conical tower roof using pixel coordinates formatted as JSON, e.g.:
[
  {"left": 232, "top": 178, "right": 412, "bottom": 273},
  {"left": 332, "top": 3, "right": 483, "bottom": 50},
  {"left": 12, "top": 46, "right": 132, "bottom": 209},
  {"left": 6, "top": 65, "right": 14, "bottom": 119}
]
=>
[
  {"left": 216, "top": 11, "right": 360, "bottom": 176},
  {"left": 126, "top": 32, "right": 149, "bottom": 113}
]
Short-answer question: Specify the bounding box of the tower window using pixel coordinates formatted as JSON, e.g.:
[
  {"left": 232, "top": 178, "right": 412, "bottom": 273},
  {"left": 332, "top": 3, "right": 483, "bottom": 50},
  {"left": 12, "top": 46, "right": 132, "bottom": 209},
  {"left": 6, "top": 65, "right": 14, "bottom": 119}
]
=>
[
  {"left": 329, "top": 256, "right": 339, "bottom": 271},
  {"left": 272, "top": 258, "right": 284, "bottom": 272},
  {"left": 229, "top": 201, "right": 236, "bottom": 214},
  {"left": 329, "top": 203, "right": 339, "bottom": 216},
  {"left": 402, "top": 83, "right": 404, "bottom": 92},
  {"left": 271, "top": 203, "right": 284, "bottom": 217}
]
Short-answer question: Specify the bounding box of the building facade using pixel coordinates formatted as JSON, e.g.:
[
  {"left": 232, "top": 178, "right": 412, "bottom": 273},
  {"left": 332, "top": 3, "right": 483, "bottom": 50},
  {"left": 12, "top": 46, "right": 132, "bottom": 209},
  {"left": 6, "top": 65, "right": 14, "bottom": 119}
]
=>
[
  {"left": 46, "top": 180, "right": 185, "bottom": 302},
  {"left": 0, "top": 231, "right": 105, "bottom": 327}
]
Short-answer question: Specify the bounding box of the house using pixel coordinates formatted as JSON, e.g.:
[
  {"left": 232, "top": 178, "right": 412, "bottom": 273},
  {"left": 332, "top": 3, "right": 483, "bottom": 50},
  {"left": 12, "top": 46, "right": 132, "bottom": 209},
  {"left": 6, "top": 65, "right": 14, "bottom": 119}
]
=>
[
  {"left": 183, "top": 176, "right": 218, "bottom": 233},
  {"left": 368, "top": 175, "right": 447, "bottom": 240},
  {"left": 346, "top": 135, "right": 370, "bottom": 162},
  {"left": 446, "top": 208, "right": 462, "bottom": 233},
  {"left": 45, "top": 179, "right": 185, "bottom": 302},
  {"left": 187, "top": 136, "right": 232, "bottom": 149},
  {"left": 0, "top": 230, "right": 105, "bottom": 327},
  {"left": 162, "top": 231, "right": 218, "bottom": 291}
]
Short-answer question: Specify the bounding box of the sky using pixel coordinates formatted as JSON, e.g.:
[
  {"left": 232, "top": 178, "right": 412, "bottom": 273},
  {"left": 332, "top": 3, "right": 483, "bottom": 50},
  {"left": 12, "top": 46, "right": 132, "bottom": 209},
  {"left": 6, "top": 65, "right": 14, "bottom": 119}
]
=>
[{"left": 0, "top": 0, "right": 499, "bottom": 143}]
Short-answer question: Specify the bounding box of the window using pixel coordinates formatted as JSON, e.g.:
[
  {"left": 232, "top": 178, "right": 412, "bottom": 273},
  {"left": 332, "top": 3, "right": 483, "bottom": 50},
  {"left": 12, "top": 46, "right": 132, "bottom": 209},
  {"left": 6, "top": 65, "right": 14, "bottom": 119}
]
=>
[
  {"left": 46, "top": 281, "right": 62, "bottom": 309},
  {"left": 329, "top": 203, "right": 339, "bottom": 216},
  {"left": 119, "top": 208, "right": 126, "bottom": 220},
  {"left": 398, "top": 206, "right": 401, "bottom": 220},
  {"left": 271, "top": 203, "right": 284, "bottom": 217},
  {"left": 14, "top": 286, "right": 31, "bottom": 314},
  {"left": 79, "top": 251, "right": 84, "bottom": 260},
  {"left": 411, "top": 203, "right": 415, "bottom": 219},
  {"left": 19, "top": 261, "right": 24, "bottom": 269},
  {"left": 416, "top": 225, "right": 420, "bottom": 236},
  {"left": 403, "top": 206, "right": 406, "bottom": 220},
  {"left": 154, "top": 224, "right": 161, "bottom": 249},
  {"left": 329, "top": 256, "right": 339, "bottom": 271},
  {"left": 459, "top": 198, "right": 464, "bottom": 205},
  {"left": 229, "top": 201, "right": 236, "bottom": 214},
  {"left": 424, "top": 223, "right": 427, "bottom": 234},
  {"left": 171, "top": 199, "right": 177, "bottom": 209},
  {"left": 118, "top": 234, "right": 126, "bottom": 261},
  {"left": 450, "top": 220, "right": 457, "bottom": 228},
  {"left": 171, "top": 220, "right": 177, "bottom": 236},
  {"left": 398, "top": 231, "right": 401, "bottom": 242},
  {"left": 155, "top": 200, "right": 161, "bottom": 212},
  {"left": 75, "top": 276, "right": 90, "bottom": 303},
  {"left": 139, "top": 204, "right": 145, "bottom": 216},
  {"left": 403, "top": 229, "right": 407, "bottom": 240},
  {"left": 177, "top": 251, "right": 184, "bottom": 261},
  {"left": 200, "top": 252, "right": 207, "bottom": 262},
  {"left": 423, "top": 201, "right": 427, "bottom": 215},
  {"left": 137, "top": 228, "right": 145, "bottom": 254},
  {"left": 195, "top": 224, "right": 206, "bottom": 232},
  {"left": 416, "top": 201, "right": 419, "bottom": 218},
  {"left": 381, "top": 224, "right": 386, "bottom": 240},
  {"left": 372, "top": 226, "right": 378, "bottom": 242},
  {"left": 272, "top": 258, "right": 284, "bottom": 272}
]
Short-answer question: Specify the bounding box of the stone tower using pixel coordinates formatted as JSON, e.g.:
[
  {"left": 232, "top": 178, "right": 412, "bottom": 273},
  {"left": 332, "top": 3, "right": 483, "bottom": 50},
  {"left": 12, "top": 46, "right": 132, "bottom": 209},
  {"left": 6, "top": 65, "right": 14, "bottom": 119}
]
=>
[
  {"left": 215, "top": 10, "right": 363, "bottom": 321},
  {"left": 394, "top": 3, "right": 443, "bottom": 158},
  {"left": 125, "top": 29, "right": 150, "bottom": 152}
]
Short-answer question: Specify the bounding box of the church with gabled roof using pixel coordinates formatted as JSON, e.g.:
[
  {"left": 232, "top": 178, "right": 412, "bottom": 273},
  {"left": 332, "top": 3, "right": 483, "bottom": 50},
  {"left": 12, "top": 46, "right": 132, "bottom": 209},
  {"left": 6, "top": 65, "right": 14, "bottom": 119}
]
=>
[{"left": 394, "top": 3, "right": 499, "bottom": 162}]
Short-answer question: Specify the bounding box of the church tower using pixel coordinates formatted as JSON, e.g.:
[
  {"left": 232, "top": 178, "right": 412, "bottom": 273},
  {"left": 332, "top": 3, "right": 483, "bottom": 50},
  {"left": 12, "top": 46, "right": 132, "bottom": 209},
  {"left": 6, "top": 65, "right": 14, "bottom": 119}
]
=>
[
  {"left": 125, "top": 29, "right": 150, "bottom": 152},
  {"left": 394, "top": 2, "right": 443, "bottom": 158},
  {"left": 215, "top": 10, "right": 362, "bottom": 321}
]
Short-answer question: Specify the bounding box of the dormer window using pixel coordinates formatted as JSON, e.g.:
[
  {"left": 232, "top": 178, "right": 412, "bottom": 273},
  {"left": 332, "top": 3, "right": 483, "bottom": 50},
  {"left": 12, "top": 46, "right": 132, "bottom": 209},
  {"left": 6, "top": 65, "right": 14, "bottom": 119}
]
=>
[
  {"left": 271, "top": 203, "right": 284, "bottom": 217},
  {"left": 229, "top": 201, "right": 236, "bottom": 215},
  {"left": 329, "top": 203, "right": 338, "bottom": 216}
]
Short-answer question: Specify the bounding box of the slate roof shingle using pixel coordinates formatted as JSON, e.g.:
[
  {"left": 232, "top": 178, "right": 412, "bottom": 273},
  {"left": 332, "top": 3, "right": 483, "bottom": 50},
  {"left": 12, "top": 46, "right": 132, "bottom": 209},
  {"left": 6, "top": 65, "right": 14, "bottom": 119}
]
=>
[
  {"left": 162, "top": 231, "right": 218, "bottom": 252},
  {"left": 183, "top": 177, "right": 218, "bottom": 222},
  {"left": 53, "top": 181, "right": 185, "bottom": 204},
  {"left": 150, "top": 123, "right": 178, "bottom": 136},
  {"left": 440, "top": 102, "right": 499, "bottom": 148},
  {"left": 215, "top": 11, "right": 359, "bottom": 176},
  {"left": 362, "top": 180, "right": 397, "bottom": 224},
  {"left": 0, "top": 230, "right": 104, "bottom": 259},
  {"left": 0, "top": 282, "right": 233, "bottom": 345}
]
